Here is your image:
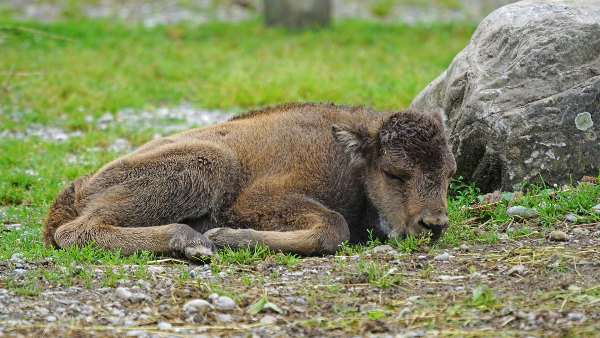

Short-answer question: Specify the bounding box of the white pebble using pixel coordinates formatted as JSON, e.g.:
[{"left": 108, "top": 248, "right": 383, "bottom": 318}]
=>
[
  {"left": 115, "top": 287, "right": 132, "bottom": 300},
  {"left": 260, "top": 315, "right": 277, "bottom": 324},
  {"left": 434, "top": 252, "right": 450, "bottom": 261},
  {"left": 156, "top": 322, "right": 172, "bottom": 330},
  {"left": 213, "top": 296, "right": 235, "bottom": 311},
  {"left": 183, "top": 299, "right": 214, "bottom": 313}
]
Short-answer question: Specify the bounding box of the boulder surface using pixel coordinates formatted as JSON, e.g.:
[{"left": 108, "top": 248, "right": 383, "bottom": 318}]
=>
[{"left": 411, "top": 0, "right": 600, "bottom": 192}]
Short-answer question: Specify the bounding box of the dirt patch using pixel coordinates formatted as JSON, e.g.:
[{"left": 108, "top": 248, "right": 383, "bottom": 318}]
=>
[{"left": 2, "top": 223, "right": 598, "bottom": 336}]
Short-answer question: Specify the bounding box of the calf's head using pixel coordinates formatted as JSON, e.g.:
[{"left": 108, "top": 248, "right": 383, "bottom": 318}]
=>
[{"left": 333, "top": 109, "right": 456, "bottom": 241}]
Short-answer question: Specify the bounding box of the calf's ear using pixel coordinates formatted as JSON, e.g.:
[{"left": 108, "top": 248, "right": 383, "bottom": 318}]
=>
[{"left": 332, "top": 124, "right": 374, "bottom": 162}]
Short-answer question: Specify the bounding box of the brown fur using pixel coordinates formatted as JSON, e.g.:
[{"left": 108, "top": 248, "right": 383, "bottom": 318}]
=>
[{"left": 43, "top": 102, "right": 456, "bottom": 260}]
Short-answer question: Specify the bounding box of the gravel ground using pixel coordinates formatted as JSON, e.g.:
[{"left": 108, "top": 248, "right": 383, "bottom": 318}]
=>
[
  {"left": 2, "top": 0, "right": 517, "bottom": 26},
  {"left": 1, "top": 222, "right": 599, "bottom": 336}
]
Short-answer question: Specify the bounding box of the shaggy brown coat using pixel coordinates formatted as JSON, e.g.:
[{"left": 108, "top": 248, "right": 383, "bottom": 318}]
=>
[{"left": 43, "top": 103, "right": 456, "bottom": 259}]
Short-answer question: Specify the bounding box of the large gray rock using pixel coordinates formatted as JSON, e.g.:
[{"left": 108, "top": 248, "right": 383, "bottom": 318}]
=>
[{"left": 411, "top": 0, "right": 600, "bottom": 192}]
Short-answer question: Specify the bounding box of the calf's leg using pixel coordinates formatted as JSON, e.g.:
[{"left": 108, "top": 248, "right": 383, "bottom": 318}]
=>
[
  {"left": 206, "top": 193, "right": 350, "bottom": 255},
  {"left": 52, "top": 140, "right": 239, "bottom": 260}
]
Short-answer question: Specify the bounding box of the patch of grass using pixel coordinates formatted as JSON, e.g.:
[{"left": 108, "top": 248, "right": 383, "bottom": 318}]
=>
[
  {"left": 275, "top": 252, "right": 300, "bottom": 268},
  {"left": 0, "top": 19, "right": 475, "bottom": 129},
  {"left": 355, "top": 259, "right": 400, "bottom": 288},
  {"left": 387, "top": 234, "right": 430, "bottom": 254},
  {"left": 215, "top": 244, "right": 275, "bottom": 266}
]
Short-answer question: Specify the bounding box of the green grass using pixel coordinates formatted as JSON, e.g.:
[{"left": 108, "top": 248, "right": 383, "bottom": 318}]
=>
[{"left": 1, "top": 16, "right": 599, "bottom": 292}]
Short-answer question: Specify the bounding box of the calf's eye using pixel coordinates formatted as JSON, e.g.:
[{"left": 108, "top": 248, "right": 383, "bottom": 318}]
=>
[{"left": 382, "top": 169, "right": 407, "bottom": 183}]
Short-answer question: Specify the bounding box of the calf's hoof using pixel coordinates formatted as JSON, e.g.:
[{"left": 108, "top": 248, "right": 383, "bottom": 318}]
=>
[{"left": 183, "top": 235, "right": 218, "bottom": 262}]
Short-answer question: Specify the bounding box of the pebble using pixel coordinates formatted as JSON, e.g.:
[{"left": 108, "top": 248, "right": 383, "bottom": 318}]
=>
[
  {"left": 147, "top": 266, "right": 165, "bottom": 274},
  {"left": 156, "top": 322, "right": 172, "bottom": 330},
  {"left": 571, "top": 227, "right": 589, "bottom": 236},
  {"left": 371, "top": 245, "right": 395, "bottom": 254},
  {"left": 403, "top": 330, "right": 427, "bottom": 337},
  {"left": 591, "top": 204, "right": 600, "bottom": 213},
  {"left": 108, "top": 138, "right": 132, "bottom": 153},
  {"left": 45, "top": 315, "right": 57, "bottom": 323},
  {"left": 215, "top": 313, "right": 233, "bottom": 322},
  {"left": 260, "top": 315, "right": 277, "bottom": 324},
  {"left": 399, "top": 308, "right": 412, "bottom": 317},
  {"left": 506, "top": 206, "right": 536, "bottom": 218},
  {"left": 506, "top": 264, "right": 528, "bottom": 276},
  {"left": 3, "top": 223, "right": 23, "bottom": 231},
  {"left": 115, "top": 287, "right": 132, "bottom": 301},
  {"left": 565, "top": 213, "right": 579, "bottom": 222},
  {"left": 548, "top": 230, "right": 571, "bottom": 242},
  {"left": 434, "top": 252, "right": 450, "bottom": 261},
  {"left": 11, "top": 269, "right": 27, "bottom": 277},
  {"left": 459, "top": 244, "right": 470, "bottom": 251},
  {"left": 10, "top": 253, "right": 24, "bottom": 261},
  {"left": 183, "top": 299, "right": 213, "bottom": 313},
  {"left": 567, "top": 312, "right": 587, "bottom": 322},
  {"left": 213, "top": 296, "right": 235, "bottom": 311}
]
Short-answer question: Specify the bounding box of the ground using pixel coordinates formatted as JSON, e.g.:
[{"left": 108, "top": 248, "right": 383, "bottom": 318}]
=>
[
  {"left": 2, "top": 220, "right": 599, "bottom": 336},
  {"left": 0, "top": 1, "right": 599, "bottom": 336}
]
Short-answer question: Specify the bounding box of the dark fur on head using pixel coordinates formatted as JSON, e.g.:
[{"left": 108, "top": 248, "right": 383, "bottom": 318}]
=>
[{"left": 379, "top": 111, "right": 447, "bottom": 171}]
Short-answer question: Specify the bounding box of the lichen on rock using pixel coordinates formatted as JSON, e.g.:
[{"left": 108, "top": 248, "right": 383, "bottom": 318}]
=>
[{"left": 575, "top": 112, "right": 593, "bottom": 131}]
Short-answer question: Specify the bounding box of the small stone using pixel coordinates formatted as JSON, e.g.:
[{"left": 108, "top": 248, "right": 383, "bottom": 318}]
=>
[
  {"left": 572, "top": 227, "right": 590, "bottom": 236},
  {"left": 295, "top": 297, "right": 306, "bottom": 305},
  {"left": 98, "top": 112, "right": 115, "bottom": 123},
  {"left": 38, "top": 308, "right": 49, "bottom": 316},
  {"left": 434, "top": 252, "right": 450, "bottom": 261},
  {"left": 399, "top": 307, "right": 412, "bottom": 318},
  {"left": 4, "top": 223, "right": 22, "bottom": 231},
  {"left": 115, "top": 287, "right": 132, "bottom": 301},
  {"left": 45, "top": 315, "right": 57, "bottom": 323},
  {"left": 459, "top": 244, "right": 470, "bottom": 251},
  {"left": 371, "top": 245, "right": 395, "bottom": 254},
  {"left": 506, "top": 206, "right": 536, "bottom": 218},
  {"left": 130, "top": 293, "right": 150, "bottom": 304},
  {"left": 11, "top": 269, "right": 27, "bottom": 276},
  {"left": 156, "top": 322, "right": 172, "bottom": 330},
  {"left": 260, "top": 315, "right": 277, "bottom": 324},
  {"left": 165, "top": 280, "right": 173, "bottom": 287},
  {"left": 183, "top": 299, "right": 213, "bottom": 313},
  {"left": 403, "top": 330, "right": 426, "bottom": 338},
  {"left": 208, "top": 293, "right": 219, "bottom": 301},
  {"left": 126, "top": 330, "right": 146, "bottom": 337},
  {"left": 565, "top": 213, "right": 579, "bottom": 222},
  {"left": 548, "top": 230, "right": 571, "bottom": 242},
  {"left": 567, "top": 312, "right": 587, "bottom": 322},
  {"left": 359, "top": 302, "right": 377, "bottom": 312},
  {"left": 213, "top": 296, "right": 235, "bottom": 311},
  {"left": 592, "top": 204, "right": 600, "bottom": 213},
  {"left": 218, "top": 271, "right": 228, "bottom": 278},
  {"left": 108, "top": 138, "right": 131, "bottom": 153},
  {"left": 284, "top": 296, "right": 295, "bottom": 304},
  {"left": 215, "top": 313, "right": 233, "bottom": 322},
  {"left": 147, "top": 266, "right": 165, "bottom": 274},
  {"left": 10, "top": 253, "right": 24, "bottom": 261},
  {"left": 506, "top": 264, "right": 528, "bottom": 276}
]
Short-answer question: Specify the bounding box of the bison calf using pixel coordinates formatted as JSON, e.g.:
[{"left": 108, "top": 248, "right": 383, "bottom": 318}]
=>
[{"left": 43, "top": 103, "right": 456, "bottom": 260}]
